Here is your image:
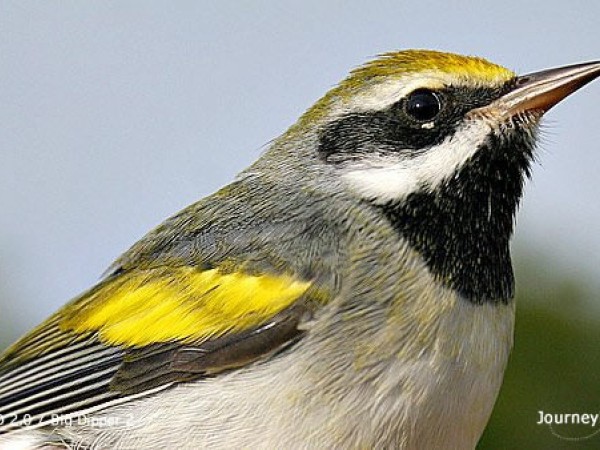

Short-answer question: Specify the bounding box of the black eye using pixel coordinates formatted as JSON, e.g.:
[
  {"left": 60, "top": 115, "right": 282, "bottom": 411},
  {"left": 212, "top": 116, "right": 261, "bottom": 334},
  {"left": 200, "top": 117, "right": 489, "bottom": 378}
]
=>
[{"left": 405, "top": 89, "right": 442, "bottom": 122}]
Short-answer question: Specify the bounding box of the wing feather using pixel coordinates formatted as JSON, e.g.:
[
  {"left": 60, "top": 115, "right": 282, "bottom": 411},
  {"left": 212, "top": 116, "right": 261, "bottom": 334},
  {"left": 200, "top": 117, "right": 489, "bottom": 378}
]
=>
[{"left": 0, "top": 266, "right": 323, "bottom": 433}]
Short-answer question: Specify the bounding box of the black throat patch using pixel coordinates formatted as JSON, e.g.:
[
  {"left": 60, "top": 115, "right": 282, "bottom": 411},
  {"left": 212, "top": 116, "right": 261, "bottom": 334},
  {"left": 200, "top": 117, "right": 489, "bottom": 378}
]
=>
[
  {"left": 315, "top": 81, "right": 535, "bottom": 303},
  {"left": 375, "top": 131, "right": 535, "bottom": 304}
]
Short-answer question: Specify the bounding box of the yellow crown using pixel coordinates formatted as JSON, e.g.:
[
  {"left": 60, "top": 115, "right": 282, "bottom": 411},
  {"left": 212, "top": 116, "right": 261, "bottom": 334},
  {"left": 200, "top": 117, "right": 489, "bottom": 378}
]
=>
[{"left": 350, "top": 49, "right": 514, "bottom": 85}]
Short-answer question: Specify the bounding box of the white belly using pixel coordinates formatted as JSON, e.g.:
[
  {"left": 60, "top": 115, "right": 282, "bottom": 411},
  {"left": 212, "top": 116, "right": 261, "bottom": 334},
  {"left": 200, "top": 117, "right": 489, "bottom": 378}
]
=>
[{"left": 1, "top": 295, "right": 514, "bottom": 450}]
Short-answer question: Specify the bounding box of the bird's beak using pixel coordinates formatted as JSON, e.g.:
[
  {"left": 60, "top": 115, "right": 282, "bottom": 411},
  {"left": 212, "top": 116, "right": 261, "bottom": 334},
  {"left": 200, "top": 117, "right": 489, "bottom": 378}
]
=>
[{"left": 484, "top": 61, "right": 600, "bottom": 118}]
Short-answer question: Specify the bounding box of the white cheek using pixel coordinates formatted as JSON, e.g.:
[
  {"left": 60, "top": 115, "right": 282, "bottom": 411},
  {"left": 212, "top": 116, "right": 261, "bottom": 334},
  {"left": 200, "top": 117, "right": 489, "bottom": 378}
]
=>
[{"left": 342, "top": 120, "right": 492, "bottom": 203}]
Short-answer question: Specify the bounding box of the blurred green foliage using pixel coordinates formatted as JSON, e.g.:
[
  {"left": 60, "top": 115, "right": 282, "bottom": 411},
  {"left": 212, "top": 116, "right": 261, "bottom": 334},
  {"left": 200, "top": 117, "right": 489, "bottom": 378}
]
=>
[{"left": 479, "top": 261, "right": 600, "bottom": 449}]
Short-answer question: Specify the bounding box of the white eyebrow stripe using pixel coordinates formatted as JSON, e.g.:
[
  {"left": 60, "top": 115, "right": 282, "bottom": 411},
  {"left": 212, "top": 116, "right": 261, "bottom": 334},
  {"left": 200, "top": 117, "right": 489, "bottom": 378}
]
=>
[
  {"left": 336, "top": 74, "right": 445, "bottom": 116},
  {"left": 328, "top": 70, "right": 508, "bottom": 120}
]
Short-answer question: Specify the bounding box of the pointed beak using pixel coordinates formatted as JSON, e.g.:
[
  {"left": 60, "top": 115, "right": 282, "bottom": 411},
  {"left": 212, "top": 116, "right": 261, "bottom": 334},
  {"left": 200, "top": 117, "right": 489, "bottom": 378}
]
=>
[{"left": 488, "top": 61, "right": 600, "bottom": 117}]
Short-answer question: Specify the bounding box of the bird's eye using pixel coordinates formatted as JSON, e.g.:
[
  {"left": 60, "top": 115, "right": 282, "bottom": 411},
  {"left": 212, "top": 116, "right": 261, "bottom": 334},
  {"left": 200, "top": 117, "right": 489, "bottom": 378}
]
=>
[{"left": 405, "top": 89, "right": 442, "bottom": 122}]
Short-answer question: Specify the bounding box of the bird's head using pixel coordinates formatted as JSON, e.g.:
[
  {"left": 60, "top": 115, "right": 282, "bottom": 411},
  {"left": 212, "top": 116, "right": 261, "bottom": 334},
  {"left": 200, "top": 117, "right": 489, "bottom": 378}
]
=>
[
  {"left": 271, "top": 50, "right": 600, "bottom": 303},
  {"left": 292, "top": 50, "right": 597, "bottom": 203}
]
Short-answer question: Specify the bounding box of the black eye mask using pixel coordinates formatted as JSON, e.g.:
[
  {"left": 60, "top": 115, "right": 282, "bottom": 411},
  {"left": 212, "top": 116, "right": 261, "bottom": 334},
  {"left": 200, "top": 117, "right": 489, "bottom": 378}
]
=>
[{"left": 317, "top": 83, "right": 512, "bottom": 163}]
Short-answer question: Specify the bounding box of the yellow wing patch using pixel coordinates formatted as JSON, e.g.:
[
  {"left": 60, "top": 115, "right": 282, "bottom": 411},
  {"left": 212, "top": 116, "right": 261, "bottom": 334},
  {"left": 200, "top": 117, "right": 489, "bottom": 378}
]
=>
[{"left": 59, "top": 267, "right": 312, "bottom": 348}]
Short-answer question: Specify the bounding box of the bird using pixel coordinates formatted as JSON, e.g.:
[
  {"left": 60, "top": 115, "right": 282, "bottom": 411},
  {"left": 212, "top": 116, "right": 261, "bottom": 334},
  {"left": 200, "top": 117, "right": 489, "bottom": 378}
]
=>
[{"left": 0, "top": 49, "right": 598, "bottom": 450}]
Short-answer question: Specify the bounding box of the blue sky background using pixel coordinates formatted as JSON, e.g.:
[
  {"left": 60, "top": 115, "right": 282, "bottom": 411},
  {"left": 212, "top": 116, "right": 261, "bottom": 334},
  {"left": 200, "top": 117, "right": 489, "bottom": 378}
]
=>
[{"left": 1, "top": 1, "right": 599, "bottom": 341}]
